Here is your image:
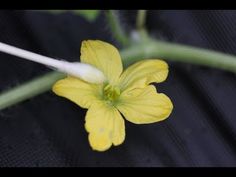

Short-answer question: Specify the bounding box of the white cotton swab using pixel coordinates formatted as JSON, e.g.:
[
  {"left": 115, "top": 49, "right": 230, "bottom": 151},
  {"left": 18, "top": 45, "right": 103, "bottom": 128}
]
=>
[{"left": 0, "top": 42, "right": 106, "bottom": 84}]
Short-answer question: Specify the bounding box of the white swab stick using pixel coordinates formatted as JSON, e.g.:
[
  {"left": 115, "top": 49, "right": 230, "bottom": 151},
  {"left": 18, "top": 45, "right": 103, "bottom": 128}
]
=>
[{"left": 0, "top": 42, "right": 106, "bottom": 84}]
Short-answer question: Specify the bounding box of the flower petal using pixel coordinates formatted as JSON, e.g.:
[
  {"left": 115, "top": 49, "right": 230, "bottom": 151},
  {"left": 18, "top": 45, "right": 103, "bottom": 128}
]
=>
[
  {"left": 85, "top": 102, "right": 125, "bottom": 151},
  {"left": 117, "top": 85, "right": 173, "bottom": 124},
  {"left": 52, "top": 76, "right": 102, "bottom": 109},
  {"left": 119, "top": 59, "right": 168, "bottom": 91},
  {"left": 81, "top": 40, "right": 123, "bottom": 85}
]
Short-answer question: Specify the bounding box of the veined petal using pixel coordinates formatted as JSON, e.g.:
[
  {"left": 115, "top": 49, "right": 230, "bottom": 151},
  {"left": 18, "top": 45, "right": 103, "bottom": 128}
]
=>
[
  {"left": 85, "top": 102, "right": 125, "bottom": 151},
  {"left": 119, "top": 60, "right": 168, "bottom": 91},
  {"left": 81, "top": 40, "right": 123, "bottom": 85},
  {"left": 117, "top": 85, "right": 173, "bottom": 124},
  {"left": 52, "top": 76, "right": 102, "bottom": 109}
]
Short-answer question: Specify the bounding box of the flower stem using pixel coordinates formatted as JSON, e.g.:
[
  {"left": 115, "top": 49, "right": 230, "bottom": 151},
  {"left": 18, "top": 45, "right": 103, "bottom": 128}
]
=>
[
  {"left": 0, "top": 72, "right": 65, "bottom": 110},
  {"left": 2, "top": 39, "right": 236, "bottom": 110},
  {"left": 136, "top": 10, "right": 147, "bottom": 31},
  {"left": 134, "top": 10, "right": 149, "bottom": 42},
  {"left": 105, "top": 10, "right": 129, "bottom": 46}
]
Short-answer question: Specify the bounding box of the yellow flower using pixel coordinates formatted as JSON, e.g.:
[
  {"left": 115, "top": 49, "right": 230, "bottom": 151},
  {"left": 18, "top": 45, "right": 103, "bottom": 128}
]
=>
[{"left": 52, "top": 40, "right": 173, "bottom": 151}]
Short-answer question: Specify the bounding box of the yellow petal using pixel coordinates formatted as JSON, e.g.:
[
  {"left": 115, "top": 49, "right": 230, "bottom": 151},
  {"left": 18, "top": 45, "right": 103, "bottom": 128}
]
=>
[
  {"left": 52, "top": 76, "right": 102, "bottom": 109},
  {"left": 85, "top": 102, "right": 125, "bottom": 151},
  {"left": 88, "top": 132, "right": 112, "bottom": 152},
  {"left": 116, "top": 85, "right": 173, "bottom": 124},
  {"left": 119, "top": 59, "right": 168, "bottom": 91},
  {"left": 81, "top": 40, "right": 123, "bottom": 85}
]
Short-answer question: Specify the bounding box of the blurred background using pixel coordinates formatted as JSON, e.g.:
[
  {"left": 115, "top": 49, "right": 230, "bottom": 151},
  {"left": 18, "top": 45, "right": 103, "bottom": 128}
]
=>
[{"left": 0, "top": 10, "right": 236, "bottom": 167}]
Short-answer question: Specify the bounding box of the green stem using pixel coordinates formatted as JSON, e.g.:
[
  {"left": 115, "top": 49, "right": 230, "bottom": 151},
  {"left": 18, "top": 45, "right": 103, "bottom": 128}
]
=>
[
  {"left": 121, "top": 40, "right": 236, "bottom": 72},
  {"left": 134, "top": 10, "right": 149, "bottom": 42},
  {"left": 2, "top": 39, "right": 236, "bottom": 110},
  {"left": 0, "top": 72, "right": 65, "bottom": 110},
  {"left": 136, "top": 10, "right": 147, "bottom": 30},
  {"left": 105, "top": 10, "right": 129, "bottom": 46}
]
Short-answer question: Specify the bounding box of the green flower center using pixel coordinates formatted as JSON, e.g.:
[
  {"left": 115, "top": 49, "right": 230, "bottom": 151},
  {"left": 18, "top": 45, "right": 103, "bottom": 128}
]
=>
[{"left": 103, "top": 84, "right": 121, "bottom": 104}]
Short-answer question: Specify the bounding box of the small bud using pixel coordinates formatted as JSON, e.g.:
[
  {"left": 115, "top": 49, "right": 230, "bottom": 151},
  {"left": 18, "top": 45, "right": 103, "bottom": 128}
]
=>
[{"left": 130, "top": 30, "right": 141, "bottom": 42}]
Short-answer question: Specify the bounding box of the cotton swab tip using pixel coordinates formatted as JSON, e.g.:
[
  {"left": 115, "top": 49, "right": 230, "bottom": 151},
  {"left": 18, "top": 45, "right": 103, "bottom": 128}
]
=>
[{"left": 58, "top": 62, "right": 107, "bottom": 84}]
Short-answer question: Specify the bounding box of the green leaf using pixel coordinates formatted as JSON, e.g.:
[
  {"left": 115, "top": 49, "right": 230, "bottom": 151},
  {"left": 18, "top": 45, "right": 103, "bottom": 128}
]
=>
[
  {"left": 72, "top": 10, "right": 100, "bottom": 22},
  {"left": 46, "top": 10, "right": 100, "bottom": 22},
  {"left": 46, "top": 10, "right": 68, "bottom": 14}
]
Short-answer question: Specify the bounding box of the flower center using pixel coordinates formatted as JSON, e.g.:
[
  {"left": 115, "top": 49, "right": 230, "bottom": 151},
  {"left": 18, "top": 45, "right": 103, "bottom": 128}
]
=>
[{"left": 103, "top": 84, "right": 120, "bottom": 103}]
